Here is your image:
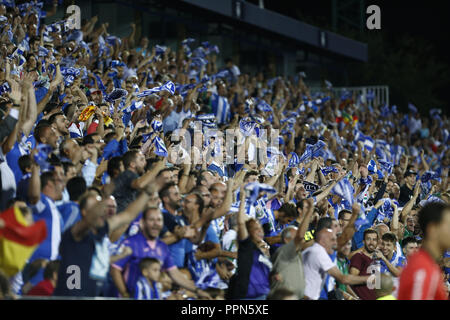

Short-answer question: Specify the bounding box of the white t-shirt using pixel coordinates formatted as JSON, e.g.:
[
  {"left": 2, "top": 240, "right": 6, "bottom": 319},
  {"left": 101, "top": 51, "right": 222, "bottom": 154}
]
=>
[{"left": 302, "top": 243, "right": 336, "bottom": 300}]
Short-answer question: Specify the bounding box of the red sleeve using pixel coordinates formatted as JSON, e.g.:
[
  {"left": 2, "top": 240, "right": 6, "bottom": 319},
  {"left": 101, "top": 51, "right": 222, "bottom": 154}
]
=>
[
  {"left": 87, "top": 122, "right": 98, "bottom": 135},
  {"left": 399, "top": 265, "right": 448, "bottom": 300}
]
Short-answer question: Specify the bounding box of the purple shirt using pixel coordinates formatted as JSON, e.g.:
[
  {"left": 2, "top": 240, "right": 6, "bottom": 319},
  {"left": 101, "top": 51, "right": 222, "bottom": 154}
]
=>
[{"left": 112, "top": 232, "right": 175, "bottom": 296}]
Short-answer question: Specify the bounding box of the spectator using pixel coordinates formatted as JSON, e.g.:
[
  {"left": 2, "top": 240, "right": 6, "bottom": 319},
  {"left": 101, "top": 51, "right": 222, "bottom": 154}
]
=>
[
  {"left": 349, "top": 229, "right": 378, "bottom": 300},
  {"left": 134, "top": 258, "right": 162, "bottom": 300},
  {"left": 375, "top": 273, "right": 397, "bottom": 300},
  {"left": 398, "top": 203, "right": 450, "bottom": 300},
  {"left": 26, "top": 260, "right": 60, "bottom": 297}
]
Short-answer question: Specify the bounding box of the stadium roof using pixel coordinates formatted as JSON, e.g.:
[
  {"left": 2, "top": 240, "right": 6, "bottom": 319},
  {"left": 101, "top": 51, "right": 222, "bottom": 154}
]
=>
[{"left": 180, "top": 0, "right": 368, "bottom": 62}]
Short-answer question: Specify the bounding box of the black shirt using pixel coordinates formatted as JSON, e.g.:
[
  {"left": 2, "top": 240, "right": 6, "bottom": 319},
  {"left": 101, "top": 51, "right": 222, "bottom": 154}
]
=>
[
  {"left": 112, "top": 170, "right": 139, "bottom": 212},
  {"left": 53, "top": 222, "right": 110, "bottom": 297},
  {"left": 399, "top": 184, "right": 414, "bottom": 207}
]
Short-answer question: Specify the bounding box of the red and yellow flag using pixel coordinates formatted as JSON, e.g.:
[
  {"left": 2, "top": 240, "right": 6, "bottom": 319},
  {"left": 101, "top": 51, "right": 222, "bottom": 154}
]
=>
[{"left": 0, "top": 207, "right": 47, "bottom": 277}]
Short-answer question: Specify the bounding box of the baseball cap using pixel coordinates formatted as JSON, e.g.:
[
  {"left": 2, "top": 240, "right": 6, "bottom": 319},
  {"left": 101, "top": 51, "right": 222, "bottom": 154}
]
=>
[{"left": 404, "top": 170, "right": 417, "bottom": 178}]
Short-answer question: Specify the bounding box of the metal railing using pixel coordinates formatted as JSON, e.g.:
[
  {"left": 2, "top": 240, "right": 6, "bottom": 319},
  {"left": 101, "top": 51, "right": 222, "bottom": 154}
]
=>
[{"left": 310, "top": 85, "right": 389, "bottom": 107}]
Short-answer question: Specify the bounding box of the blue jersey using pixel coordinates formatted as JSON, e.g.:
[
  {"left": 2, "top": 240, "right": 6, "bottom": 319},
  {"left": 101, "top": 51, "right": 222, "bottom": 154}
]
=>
[
  {"left": 134, "top": 276, "right": 161, "bottom": 300},
  {"left": 211, "top": 93, "right": 230, "bottom": 125},
  {"left": 379, "top": 251, "right": 406, "bottom": 274},
  {"left": 112, "top": 233, "right": 175, "bottom": 296},
  {"left": 29, "top": 194, "right": 63, "bottom": 262},
  {"left": 57, "top": 201, "right": 81, "bottom": 232},
  {"left": 186, "top": 225, "right": 226, "bottom": 290}
]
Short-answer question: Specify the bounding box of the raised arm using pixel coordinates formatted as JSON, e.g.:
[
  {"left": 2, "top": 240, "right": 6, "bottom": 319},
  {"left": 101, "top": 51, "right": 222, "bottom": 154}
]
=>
[
  {"left": 237, "top": 190, "right": 248, "bottom": 241},
  {"left": 337, "top": 203, "right": 360, "bottom": 250},
  {"left": 295, "top": 198, "right": 314, "bottom": 249}
]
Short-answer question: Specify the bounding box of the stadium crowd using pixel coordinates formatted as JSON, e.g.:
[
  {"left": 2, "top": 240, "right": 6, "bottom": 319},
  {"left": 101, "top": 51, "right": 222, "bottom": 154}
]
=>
[{"left": 0, "top": 1, "right": 449, "bottom": 300}]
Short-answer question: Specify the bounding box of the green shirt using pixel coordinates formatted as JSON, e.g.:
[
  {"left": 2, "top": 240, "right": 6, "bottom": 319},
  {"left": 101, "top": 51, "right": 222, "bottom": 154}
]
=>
[{"left": 336, "top": 257, "right": 349, "bottom": 292}]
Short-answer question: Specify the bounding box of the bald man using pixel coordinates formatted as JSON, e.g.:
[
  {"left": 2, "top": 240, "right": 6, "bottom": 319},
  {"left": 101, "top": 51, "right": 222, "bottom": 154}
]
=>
[
  {"left": 375, "top": 273, "right": 396, "bottom": 300},
  {"left": 302, "top": 228, "right": 370, "bottom": 300}
]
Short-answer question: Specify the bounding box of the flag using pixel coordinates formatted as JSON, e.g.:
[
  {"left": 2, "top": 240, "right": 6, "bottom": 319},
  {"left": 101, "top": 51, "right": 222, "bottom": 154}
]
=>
[
  {"left": 378, "top": 160, "right": 393, "bottom": 175},
  {"left": 321, "top": 166, "right": 338, "bottom": 176},
  {"left": 136, "top": 81, "right": 175, "bottom": 98},
  {"left": 244, "top": 183, "right": 277, "bottom": 204},
  {"left": 0, "top": 206, "right": 47, "bottom": 277},
  {"left": 105, "top": 88, "right": 128, "bottom": 102},
  {"left": 239, "top": 118, "right": 257, "bottom": 137},
  {"left": 332, "top": 178, "right": 355, "bottom": 205},
  {"left": 152, "top": 136, "right": 168, "bottom": 157},
  {"left": 288, "top": 152, "right": 300, "bottom": 168},
  {"left": 34, "top": 144, "right": 53, "bottom": 171},
  {"left": 408, "top": 103, "right": 418, "bottom": 114},
  {"left": 421, "top": 171, "right": 441, "bottom": 183},
  {"left": 298, "top": 140, "right": 326, "bottom": 163},
  {"left": 151, "top": 120, "right": 163, "bottom": 132},
  {"left": 367, "top": 160, "right": 384, "bottom": 179}
]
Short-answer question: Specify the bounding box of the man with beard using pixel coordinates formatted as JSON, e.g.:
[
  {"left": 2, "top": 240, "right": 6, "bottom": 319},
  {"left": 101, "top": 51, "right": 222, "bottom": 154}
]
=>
[
  {"left": 111, "top": 206, "right": 211, "bottom": 299},
  {"left": 112, "top": 150, "right": 164, "bottom": 212},
  {"left": 349, "top": 229, "right": 379, "bottom": 300},
  {"left": 48, "top": 112, "right": 70, "bottom": 143}
]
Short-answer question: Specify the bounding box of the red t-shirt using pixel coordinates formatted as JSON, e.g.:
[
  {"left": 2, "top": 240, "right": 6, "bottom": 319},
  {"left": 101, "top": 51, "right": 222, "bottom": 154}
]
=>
[
  {"left": 26, "top": 279, "right": 55, "bottom": 296},
  {"left": 398, "top": 249, "right": 448, "bottom": 300},
  {"left": 349, "top": 252, "right": 376, "bottom": 300}
]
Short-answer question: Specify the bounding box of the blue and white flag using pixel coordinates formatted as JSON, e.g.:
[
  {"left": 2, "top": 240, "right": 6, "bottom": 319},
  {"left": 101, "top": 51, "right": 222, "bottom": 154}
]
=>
[
  {"left": 151, "top": 120, "right": 163, "bottom": 132},
  {"left": 211, "top": 94, "right": 230, "bottom": 125},
  {"left": 136, "top": 81, "right": 175, "bottom": 98},
  {"left": 239, "top": 118, "right": 257, "bottom": 137},
  {"left": 298, "top": 140, "right": 326, "bottom": 163},
  {"left": 367, "top": 160, "right": 384, "bottom": 179},
  {"left": 155, "top": 45, "right": 167, "bottom": 55},
  {"left": 256, "top": 100, "right": 273, "bottom": 113},
  {"left": 122, "top": 100, "right": 144, "bottom": 114},
  {"left": 408, "top": 103, "right": 418, "bottom": 114},
  {"left": 34, "top": 144, "right": 53, "bottom": 172},
  {"left": 244, "top": 182, "right": 277, "bottom": 204},
  {"left": 421, "top": 171, "right": 441, "bottom": 183},
  {"left": 152, "top": 136, "right": 168, "bottom": 157},
  {"left": 182, "top": 38, "right": 195, "bottom": 46},
  {"left": 332, "top": 178, "right": 355, "bottom": 205},
  {"left": 378, "top": 160, "right": 393, "bottom": 175},
  {"left": 354, "top": 130, "right": 374, "bottom": 151},
  {"left": 321, "top": 166, "right": 338, "bottom": 176},
  {"left": 288, "top": 152, "right": 300, "bottom": 168}
]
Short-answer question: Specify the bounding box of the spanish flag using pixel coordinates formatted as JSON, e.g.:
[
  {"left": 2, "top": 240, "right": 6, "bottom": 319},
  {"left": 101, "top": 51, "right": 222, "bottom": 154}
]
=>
[{"left": 0, "top": 207, "right": 47, "bottom": 277}]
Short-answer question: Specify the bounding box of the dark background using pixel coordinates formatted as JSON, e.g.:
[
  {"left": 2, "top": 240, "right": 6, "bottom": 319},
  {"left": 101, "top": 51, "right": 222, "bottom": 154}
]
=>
[{"left": 250, "top": 0, "right": 450, "bottom": 114}]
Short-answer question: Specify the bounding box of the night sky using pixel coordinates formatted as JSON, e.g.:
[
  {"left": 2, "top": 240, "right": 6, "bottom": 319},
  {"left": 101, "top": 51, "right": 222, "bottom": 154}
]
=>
[{"left": 257, "top": 1, "right": 450, "bottom": 60}]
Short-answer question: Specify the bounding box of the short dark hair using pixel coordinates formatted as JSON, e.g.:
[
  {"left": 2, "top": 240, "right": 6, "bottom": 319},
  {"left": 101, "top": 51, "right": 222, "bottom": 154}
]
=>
[
  {"left": 107, "top": 156, "right": 123, "bottom": 178},
  {"left": 381, "top": 232, "right": 397, "bottom": 244},
  {"left": 18, "top": 155, "right": 32, "bottom": 174},
  {"left": 139, "top": 257, "right": 161, "bottom": 272},
  {"left": 189, "top": 192, "right": 204, "bottom": 214},
  {"left": 61, "top": 161, "right": 75, "bottom": 175},
  {"left": 338, "top": 210, "right": 352, "bottom": 220},
  {"left": 82, "top": 133, "right": 99, "bottom": 146},
  {"left": 34, "top": 123, "right": 52, "bottom": 144},
  {"left": 122, "top": 150, "right": 140, "bottom": 168},
  {"left": 156, "top": 167, "right": 172, "bottom": 178},
  {"left": 363, "top": 228, "right": 379, "bottom": 241},
  {"left": 158, "top": 182, "right": 177, "bottom": 201},
  {"left": 48, "top": 112, "right": 64, "bottom": 125},
  {"left": 244, "top": 170, "right": 259, "bottom": 181},
  {"left": 418, "top": 202, "right": 450, "bottom": 237},
  {"left": 316, "top": 217, "right": 332, "bottom": 233},
  {"left": 278, "top": 203, "right": 298, "bottom": 220},
  {"left": 67, "top": 177, "right": 87, "bottom": 201},
  {"left": 43, "top": 260, "right": 60, "bottom": 280},
  {"left": 40, "top": 171, "right": 56, "bottom": 190},
  {"left": 402, "top": 236, "right": 418, "bottom": 248}
]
